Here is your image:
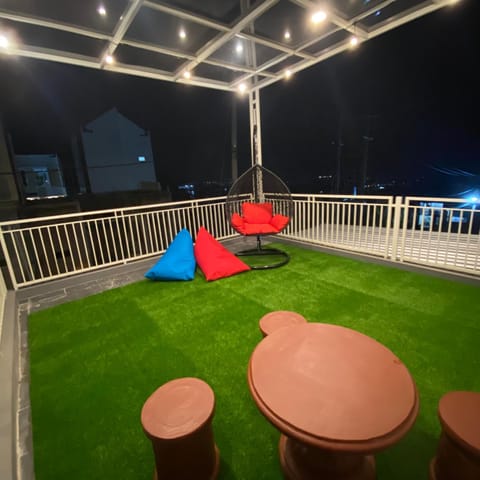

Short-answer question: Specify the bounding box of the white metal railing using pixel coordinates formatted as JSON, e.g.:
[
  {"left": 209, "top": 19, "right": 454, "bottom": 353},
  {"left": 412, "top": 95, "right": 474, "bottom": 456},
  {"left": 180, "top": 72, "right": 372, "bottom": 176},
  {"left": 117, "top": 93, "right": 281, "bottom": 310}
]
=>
[
  {"left": 0, "top": 197, "right": 234, "bottom": 289},
  {"left": 396, "top": 196, "right": 480, "bottom": 276},
  {"left": 285, "top": 194, "right": 395, "bottom": 258},
  {"left": 1, "top": 194, "right": 479, "bottom": 289},
  {"left": 282, "top": 194, "right": 480, "bottom": 277},
  {"left": 0, "top": 268, "right": 6, "bottom": 336}
]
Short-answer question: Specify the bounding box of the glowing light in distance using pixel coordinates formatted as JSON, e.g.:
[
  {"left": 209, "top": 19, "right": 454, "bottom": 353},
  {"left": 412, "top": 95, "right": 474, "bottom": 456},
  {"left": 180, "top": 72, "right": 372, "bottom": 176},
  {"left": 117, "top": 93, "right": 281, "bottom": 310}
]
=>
[
  {"left": 179, "top": 28, "right": 186, "bottom": 40},
  {"left": 350, "top": 36, "right": 359, "bottom": 47},
  {"left": 285, "top": 69, "right": 292, "bottom": 79},
  {"left": 97, "top": 5, "right": 107, "bottom": 16},
  {"left": 0, "top": 34, "right": 9, "bottom": 49},
  {"left": 284, "top": 30, "right": 291, "bottom": 40},
  {"left": 470, "top": 196, "right": 478, "bottom": 203},
  {"left": 183, "top": 70, "right": 191, "bottom": 79},
  {"left": 235, "top": 41, "right": 243, "bottom": 54},
  {"left": 238, "top": 83, "right": 247, "bottom": 94},
  {"left": 105, "top": 54, "right": 114, "bottom": 64},
  {"left": 311, "top": 10, "right": 327, "bottom": 24}
]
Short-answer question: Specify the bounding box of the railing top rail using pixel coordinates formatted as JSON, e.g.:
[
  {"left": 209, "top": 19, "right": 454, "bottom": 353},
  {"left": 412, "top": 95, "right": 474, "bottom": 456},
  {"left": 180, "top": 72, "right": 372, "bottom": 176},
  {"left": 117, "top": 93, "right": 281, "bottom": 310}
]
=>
[
  {"left": 291, "top": 193, "right": 394, "bottom": 201},
  {"left": 0, "top": 195, "right": 228, "bottom": 228},
  {"left": 405, "top": 196, "right": 479, "bottom": 204}
]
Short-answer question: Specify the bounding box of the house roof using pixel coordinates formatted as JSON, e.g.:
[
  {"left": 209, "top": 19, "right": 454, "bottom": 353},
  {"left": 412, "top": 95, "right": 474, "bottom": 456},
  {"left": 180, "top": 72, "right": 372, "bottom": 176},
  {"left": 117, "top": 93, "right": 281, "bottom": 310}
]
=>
[{"left": 0, "top": 0, "right": 457, "bottom": 93}]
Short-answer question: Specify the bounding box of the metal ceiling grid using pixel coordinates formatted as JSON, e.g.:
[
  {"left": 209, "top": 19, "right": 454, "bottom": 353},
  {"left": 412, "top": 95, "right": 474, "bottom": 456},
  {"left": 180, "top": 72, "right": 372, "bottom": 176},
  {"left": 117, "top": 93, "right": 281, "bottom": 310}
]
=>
[{"left": 0, "top": 0, "right": 458, "bottom": 92}]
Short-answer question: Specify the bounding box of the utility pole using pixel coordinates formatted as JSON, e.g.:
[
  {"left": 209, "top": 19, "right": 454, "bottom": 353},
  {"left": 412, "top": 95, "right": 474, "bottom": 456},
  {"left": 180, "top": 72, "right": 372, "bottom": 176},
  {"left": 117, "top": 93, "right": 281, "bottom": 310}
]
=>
[
  {"left": 360, "top": 114, "right": 376, "bottom": 194},
  {"left": 231, "top": 96, "right": 238, "bottom": 181},
  {"left": 335, "top": 117, "right": 344, "bottom": 194}
]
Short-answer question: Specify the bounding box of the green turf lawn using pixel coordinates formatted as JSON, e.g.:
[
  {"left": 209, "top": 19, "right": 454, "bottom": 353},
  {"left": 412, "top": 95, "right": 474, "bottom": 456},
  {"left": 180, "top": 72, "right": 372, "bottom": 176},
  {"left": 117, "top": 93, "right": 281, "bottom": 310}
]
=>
[{"left": 28, "top": 244, "right": 480, "bottom": 479}]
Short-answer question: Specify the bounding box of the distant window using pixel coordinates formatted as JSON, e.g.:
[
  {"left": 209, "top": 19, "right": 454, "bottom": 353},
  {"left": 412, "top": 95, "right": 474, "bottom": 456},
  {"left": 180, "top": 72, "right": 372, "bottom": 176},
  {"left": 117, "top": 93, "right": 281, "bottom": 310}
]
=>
[{"left": 138, "top": 156, "right": 146, "bottom": 162}]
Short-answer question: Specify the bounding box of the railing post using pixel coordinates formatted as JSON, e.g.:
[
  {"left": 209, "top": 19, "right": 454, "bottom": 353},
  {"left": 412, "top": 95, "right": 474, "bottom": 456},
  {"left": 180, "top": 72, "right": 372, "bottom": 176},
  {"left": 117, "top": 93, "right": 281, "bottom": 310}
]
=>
[
  {"left": 0, "top": 227, "right": 18, "bottom": 290},
  {"left": 390, "top": 196, "right": 404, "bottom": 262}
]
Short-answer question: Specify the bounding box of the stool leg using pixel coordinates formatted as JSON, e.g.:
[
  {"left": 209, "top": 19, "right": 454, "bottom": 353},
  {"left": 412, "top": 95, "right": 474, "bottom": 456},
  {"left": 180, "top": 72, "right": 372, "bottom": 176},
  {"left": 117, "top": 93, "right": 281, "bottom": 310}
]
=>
[
  {"left": 150, "top": 421, "right": 219, "bottom": 480},
  {"left": 431, "top": 431, "right": 480, "bottom": 480},
  {"left": 279, "top": 435, "right": 375, "bottom": 480}
]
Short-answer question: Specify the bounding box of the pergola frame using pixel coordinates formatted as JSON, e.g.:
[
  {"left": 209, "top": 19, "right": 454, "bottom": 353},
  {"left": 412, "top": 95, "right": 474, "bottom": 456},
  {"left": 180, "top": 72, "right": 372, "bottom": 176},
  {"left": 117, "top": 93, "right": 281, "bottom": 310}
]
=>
[{"left": 0, "top": 0, "right": 457, "bottom": 166}]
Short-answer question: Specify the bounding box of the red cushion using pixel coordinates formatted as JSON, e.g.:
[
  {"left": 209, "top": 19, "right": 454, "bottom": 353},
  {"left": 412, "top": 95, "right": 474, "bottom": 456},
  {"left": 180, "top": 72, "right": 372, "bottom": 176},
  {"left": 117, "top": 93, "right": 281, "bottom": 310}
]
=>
[
  {"left": 243, "top": 223, "right": 279, "bottom": 235},
  {"left": 194, "top": 227, "right": 250, "bottom": 281},
  {"left": 231, "top": 212, "right": 246, "bottom": 234},
  {"left": 270, "top": 214, "right": 290, "bottom": 231},
  {"left": 242, "top": 202, "right": 273, "bottom": 224}
]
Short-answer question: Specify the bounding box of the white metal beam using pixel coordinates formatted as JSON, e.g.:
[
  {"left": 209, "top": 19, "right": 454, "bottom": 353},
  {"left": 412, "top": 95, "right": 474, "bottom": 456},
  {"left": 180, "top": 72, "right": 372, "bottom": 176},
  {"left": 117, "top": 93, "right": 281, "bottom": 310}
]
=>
[
  {"left": 143, "top": 1, "right": 229, "bottom": 32},
  {"left": 253, "top": 0, "right": 451, "bottom": 91},
  {"left": 10, "top": 44, "right": 102, "bottom": 69},
  {"left": 368, "top": 1, "right": 453, "bottom": 39},
  {"left": 174, "top": 0, "right": 279, "bottom": 80},
  {"left": 0, "top": 9, "right": 110, "bottom": 40},
  {"left": 101, "top": 0, "right": 144, "bottom": 64}
]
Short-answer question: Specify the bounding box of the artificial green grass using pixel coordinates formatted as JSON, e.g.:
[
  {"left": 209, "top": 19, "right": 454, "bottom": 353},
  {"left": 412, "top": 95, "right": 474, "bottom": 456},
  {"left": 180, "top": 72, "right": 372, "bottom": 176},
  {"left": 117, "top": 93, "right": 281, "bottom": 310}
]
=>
[{"left": 28, "top": 244, "right": 480, "bottom": 479}]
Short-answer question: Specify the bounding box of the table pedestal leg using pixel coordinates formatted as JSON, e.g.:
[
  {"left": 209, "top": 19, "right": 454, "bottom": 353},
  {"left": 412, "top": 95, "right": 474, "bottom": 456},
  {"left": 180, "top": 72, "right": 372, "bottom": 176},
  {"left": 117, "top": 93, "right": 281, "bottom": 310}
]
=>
[{"left": 279, "top": 435, "right": 376, "bottom": 480}]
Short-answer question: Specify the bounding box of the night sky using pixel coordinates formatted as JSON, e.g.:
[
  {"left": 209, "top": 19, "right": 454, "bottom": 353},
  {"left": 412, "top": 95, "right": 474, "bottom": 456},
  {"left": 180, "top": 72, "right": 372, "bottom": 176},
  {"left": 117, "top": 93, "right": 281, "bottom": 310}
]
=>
[{"left": 0, "top": 1, "right": 479, "bottom": 196}]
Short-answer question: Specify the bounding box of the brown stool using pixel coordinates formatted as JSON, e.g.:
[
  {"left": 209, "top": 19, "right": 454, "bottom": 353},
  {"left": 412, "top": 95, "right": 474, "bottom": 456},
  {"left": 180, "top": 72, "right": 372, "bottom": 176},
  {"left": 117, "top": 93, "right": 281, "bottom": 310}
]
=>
[
  {"left": 430, "top": 391, "right": 480, "bottom": 480},
  {"left": 141, "top": 377, "right": 220, "bottom": 480},
  {"left": 259, "top": 310, "right": 307, "bottom": 337}
]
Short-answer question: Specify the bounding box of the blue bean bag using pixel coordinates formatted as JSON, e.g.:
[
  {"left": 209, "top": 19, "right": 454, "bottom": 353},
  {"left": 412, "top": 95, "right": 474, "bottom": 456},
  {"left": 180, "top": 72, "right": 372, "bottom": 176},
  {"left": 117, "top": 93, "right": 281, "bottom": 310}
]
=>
[{"left": 145, "top": 228, "right": 195, "bottom": 281}]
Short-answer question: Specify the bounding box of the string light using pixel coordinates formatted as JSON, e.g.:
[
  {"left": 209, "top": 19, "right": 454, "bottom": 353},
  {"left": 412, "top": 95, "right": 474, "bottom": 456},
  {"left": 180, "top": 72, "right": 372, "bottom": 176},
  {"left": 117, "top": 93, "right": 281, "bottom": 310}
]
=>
[
  {"left": 311, "top": 10, "right": 327, "bottom": 24},
  {"left": 0, "top": 34, "right": 9, "bottom": 49}
]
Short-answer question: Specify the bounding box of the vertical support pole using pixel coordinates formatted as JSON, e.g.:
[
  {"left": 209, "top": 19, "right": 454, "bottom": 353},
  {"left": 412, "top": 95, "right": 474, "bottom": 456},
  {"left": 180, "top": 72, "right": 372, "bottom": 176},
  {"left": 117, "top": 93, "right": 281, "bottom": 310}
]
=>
[
  {"left": 249, "top": 89, "right": 264, "bottom": 202},
  {"left": 248, "top": 89, "right": 263, "bottom": 166},
  {"left": 231, "top": 95, "right": 238, "bottom": 181}
]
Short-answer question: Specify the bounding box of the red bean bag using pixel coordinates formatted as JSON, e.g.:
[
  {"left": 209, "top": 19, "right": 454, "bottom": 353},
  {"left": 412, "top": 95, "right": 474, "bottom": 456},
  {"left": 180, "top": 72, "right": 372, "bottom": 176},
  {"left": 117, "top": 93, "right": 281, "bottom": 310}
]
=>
[{"left": 194, "top": 227, "right": 250, "bottom": 281}]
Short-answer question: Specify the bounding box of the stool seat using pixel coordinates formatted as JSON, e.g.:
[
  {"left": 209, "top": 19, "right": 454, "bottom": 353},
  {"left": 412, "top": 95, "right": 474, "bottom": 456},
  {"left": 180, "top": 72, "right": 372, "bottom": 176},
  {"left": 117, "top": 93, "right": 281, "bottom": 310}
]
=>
[
  {"left": 142, "top": 377, "right": 214, "bottom": 440},
  {"left": 438, "top": 391, "right": 480, "bottom": 456},
  {"left": 259, "top": 310, "right": 307, "bottom": 337},
  {"left": 141, "top": 377, "right": 219, "bottom": 480}
]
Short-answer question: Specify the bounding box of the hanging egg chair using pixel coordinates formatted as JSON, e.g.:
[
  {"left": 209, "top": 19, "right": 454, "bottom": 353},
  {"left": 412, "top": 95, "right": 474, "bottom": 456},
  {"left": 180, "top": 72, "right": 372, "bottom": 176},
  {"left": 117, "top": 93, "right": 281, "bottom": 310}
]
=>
[{"left": 225, "top": 164, "right": 293, "bottom": 269}]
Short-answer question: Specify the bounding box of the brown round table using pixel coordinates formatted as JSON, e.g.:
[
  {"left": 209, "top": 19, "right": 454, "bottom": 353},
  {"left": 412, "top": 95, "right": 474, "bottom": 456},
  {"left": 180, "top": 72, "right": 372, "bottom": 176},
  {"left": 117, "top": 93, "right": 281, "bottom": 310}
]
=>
[
  {"left": 248, "top": 323, "right": 419, "bottom": 479},
  {"left": 259, "top": 310, "right": 307, "bottom": 337}
]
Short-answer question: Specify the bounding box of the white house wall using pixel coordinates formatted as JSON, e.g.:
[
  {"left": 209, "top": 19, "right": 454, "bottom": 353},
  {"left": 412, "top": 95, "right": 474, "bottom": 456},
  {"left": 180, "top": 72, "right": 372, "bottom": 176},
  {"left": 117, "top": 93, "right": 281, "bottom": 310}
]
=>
[{"left": 81, "top": 109, "right": 156, "bottom": 194}]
